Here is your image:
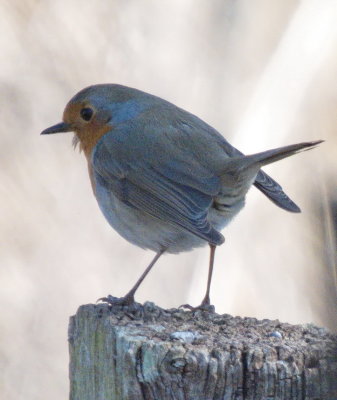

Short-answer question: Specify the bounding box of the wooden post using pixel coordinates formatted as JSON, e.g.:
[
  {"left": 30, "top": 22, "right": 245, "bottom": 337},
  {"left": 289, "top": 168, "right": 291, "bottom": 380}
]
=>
[{"left": 69, "top": 302, "right": 337, "bottom": 400}]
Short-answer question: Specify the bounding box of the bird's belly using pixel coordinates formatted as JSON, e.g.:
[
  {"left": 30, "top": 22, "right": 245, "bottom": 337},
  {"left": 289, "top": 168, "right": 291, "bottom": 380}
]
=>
[{"left": 95, "top": 185, "right": 236, "bottom": 254}]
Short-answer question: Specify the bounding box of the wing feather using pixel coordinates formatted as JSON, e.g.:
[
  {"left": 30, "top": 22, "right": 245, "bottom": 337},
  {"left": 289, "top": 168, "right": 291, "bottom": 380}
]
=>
[{"left": 92, "top": 128, "right": 224, "bottom": 245}]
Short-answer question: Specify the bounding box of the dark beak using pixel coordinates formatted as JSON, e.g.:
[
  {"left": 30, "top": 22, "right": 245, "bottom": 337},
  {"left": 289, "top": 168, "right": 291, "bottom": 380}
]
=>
[{"left": 40, "top": 122, "right": 72, "bottom": 135}]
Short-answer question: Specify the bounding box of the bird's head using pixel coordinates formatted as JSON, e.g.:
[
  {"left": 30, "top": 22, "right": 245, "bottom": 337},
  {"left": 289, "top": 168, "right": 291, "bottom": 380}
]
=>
[{"left": 41, "top": 84, "right": 151, "bottom": 157}]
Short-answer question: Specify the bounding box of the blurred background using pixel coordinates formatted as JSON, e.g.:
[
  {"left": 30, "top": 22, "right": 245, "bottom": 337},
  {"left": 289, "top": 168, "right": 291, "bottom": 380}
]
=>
[{"left": 1, "top": 0, "right": 336, "bottom": 398}]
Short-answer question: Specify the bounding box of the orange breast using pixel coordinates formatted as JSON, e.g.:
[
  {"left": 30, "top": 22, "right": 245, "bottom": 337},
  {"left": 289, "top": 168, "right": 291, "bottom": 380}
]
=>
[
  {"left": 78, "top": 122, "right": 111, "bottom": 160},
  {"left": 80, "top": 123, "right": 111, "bottom": 196},
  {"left": 63, "top": 102, "right": 112, "bottom": 196}
]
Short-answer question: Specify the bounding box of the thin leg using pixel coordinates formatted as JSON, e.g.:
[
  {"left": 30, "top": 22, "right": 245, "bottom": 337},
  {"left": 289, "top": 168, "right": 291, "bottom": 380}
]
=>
[
  {"left": 199, "top": 244, "right": 216, "bottom": 307},
  {"left": 99, "top": 249, "right": 165, "bottom": 306},
  {"left": 180, "top": 243, "right": 217, "bottom": 311}
]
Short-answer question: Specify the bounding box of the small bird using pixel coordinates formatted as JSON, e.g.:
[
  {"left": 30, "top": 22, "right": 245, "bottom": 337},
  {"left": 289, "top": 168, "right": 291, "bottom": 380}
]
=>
[{"left": 41, "top": 84, "right": 322, "bottom": 310}]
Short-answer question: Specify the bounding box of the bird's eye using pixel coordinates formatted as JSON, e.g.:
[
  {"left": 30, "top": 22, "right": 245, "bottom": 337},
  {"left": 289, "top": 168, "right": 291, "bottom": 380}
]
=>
[{"left": 80, "top": 107, "right": 94, "bottom": 121}]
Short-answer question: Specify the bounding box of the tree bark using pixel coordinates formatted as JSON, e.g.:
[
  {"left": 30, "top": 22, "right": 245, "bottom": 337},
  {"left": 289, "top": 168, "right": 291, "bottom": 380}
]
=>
[{"left": 68, "top": 302, "right": 337, "bottom": 400}]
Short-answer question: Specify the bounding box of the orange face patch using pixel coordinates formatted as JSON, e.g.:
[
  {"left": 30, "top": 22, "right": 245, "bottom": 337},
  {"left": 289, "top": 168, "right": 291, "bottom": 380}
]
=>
[{"left": 63, "top": 102, "right": 111, "bottom": 160}]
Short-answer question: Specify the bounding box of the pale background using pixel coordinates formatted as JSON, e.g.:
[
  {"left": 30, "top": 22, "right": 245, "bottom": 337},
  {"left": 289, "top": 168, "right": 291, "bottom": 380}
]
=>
[{"left": 1, "top": 1, "right": 336, "bottom": 399}]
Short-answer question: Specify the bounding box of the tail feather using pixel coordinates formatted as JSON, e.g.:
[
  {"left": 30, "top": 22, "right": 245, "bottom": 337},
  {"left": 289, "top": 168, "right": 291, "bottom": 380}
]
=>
[
  {"left": 254, "top": 171, "right": 301, "bottom": 213},
  {"left": 220, "top": 140, "right": 323, "bottom": 202},
  {"left": 249, "top": 140, "right": 323, "bottom": 167}
]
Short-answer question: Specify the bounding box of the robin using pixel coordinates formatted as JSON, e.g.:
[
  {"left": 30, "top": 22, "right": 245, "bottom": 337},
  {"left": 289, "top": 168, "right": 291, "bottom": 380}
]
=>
[{"left": 41, "top": 84, "right": 322, "bottom": 309}]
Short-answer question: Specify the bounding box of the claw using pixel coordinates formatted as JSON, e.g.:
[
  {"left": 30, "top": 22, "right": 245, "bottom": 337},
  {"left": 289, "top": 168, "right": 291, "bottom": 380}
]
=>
[
  {"left": 97, "top": 294, "right": 135, "bottom": 306},
  {"left": 179, "top": 303, "right": 215, "bottom": 313}
]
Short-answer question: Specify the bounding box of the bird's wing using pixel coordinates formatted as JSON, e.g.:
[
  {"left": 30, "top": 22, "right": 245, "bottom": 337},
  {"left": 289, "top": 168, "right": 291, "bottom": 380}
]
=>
[{"left": 91, "top": 124, "right": 224, "bottom": 245}]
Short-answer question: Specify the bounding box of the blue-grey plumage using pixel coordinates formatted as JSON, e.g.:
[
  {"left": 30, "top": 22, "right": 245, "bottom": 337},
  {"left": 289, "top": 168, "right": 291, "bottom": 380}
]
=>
[{"left": 41, "top": 83, "right": 323, "bottom": 308}]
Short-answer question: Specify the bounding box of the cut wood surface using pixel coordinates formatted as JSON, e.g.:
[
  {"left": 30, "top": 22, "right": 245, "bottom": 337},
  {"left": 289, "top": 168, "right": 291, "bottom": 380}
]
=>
[{"left": 69, "top": 302, "right": 337, "bottom": 400}]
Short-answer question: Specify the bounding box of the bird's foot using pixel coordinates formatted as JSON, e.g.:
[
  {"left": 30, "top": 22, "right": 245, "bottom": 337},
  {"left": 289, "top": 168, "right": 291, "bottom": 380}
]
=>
[
  {"left": 97, "top": 293, "right": 135, "bottom": 307},
  {"left": 179, "top": 298, "right": 215, "bottom": 313},
  {"left": 97, "top": 296, "right": 163, "bottom": 321}
]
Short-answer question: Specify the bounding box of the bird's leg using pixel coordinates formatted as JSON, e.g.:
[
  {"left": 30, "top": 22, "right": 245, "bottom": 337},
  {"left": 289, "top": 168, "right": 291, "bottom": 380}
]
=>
[
  {"left": 99, "top": 249, "right": 165, "bottom": 306},
  {"left": 199, "top": 244, "right": 216, "bottom": 308},
  {"left": 180, "top": 244, "right": 217, "bottom": 312}
]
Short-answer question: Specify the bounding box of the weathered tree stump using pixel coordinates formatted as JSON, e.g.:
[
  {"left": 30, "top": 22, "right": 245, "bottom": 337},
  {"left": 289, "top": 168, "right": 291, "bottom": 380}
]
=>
[{"left": 68, "top": 302, "right": 337, "bottom": 400}]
